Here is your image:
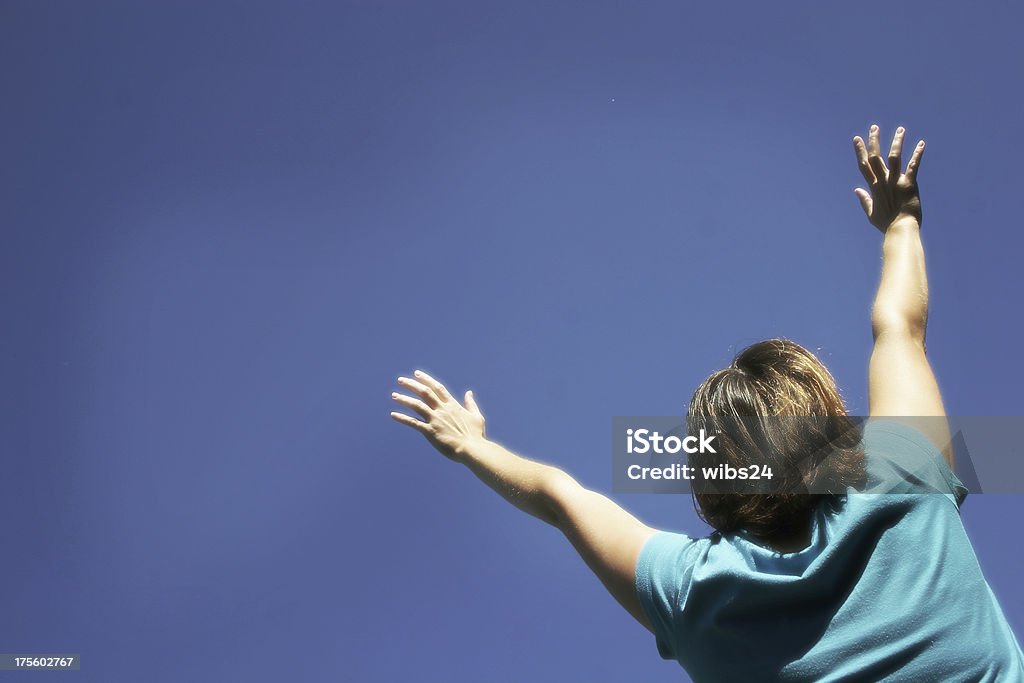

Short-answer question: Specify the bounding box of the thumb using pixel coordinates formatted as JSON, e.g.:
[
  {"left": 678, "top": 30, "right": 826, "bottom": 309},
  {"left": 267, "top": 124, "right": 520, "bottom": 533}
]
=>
[
  {"left": 464, "top": 390, "right": 483, "bottom": 417},
  {"left": 853, "top": 188, "right": 872, "bottom": 217}
]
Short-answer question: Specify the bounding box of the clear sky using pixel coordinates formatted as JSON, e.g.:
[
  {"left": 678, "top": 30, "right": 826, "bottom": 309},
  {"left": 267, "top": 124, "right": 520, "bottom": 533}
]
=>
[{"left": 2, "top": 2, "right": 1022, "bottom": 681}]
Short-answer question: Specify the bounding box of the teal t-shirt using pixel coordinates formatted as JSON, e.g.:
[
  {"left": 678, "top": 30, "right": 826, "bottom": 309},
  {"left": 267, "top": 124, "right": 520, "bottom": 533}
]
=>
[{"left": 635, "top": 420, "right": 1024, "bottom": 682}]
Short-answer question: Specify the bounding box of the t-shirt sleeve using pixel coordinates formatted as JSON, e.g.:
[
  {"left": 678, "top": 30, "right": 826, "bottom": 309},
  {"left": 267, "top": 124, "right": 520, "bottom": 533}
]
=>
[
  {"left": 860, "top": 419, "right": 969, "bottom": 508},
  {"left": 634, "top": 530, "right": 697, "bottom": 661}
]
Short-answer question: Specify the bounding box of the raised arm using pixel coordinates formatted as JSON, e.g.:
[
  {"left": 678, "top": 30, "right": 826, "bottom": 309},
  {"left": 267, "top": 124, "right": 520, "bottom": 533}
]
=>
[
  {"left": 853, "top": 124, "right": 952, "bottom": 466},
  {"left": 390, "top": 370, "right": 657, "bottom": 630}
]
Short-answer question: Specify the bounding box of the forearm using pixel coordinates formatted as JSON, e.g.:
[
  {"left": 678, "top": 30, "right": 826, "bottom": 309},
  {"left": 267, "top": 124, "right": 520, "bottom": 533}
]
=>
[
  {"left": 454, "top": 437, "right": 577, "bottom": 527},
  {"left": 391, "top": 372, "right": 659, "bottom": 632},
  {"left": 454, "top": 435, "right": 655, "bottom": 630},
  {"left": 872, "top": 217, "right": 929, "bottom": 342}
]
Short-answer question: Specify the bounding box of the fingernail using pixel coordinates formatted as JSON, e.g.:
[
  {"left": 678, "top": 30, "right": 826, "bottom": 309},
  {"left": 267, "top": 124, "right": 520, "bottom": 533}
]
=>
[
  {"left": 414, "top": 370, "right": 423, "bottom": 377},
  {"left": 871, "top": 125, "right": 878, "bottom": 131},
  {"left": 392, "top": 392, "right": 398, "bottom": 398}
]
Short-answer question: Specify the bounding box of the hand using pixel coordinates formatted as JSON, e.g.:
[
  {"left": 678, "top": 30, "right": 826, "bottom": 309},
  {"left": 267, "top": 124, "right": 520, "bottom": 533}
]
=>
[
  {"left": 390, "top": 370, "right": 486, "bottom": 461},
  {"left": 853, "top": 124, "right": 925, "bottom": 232}
]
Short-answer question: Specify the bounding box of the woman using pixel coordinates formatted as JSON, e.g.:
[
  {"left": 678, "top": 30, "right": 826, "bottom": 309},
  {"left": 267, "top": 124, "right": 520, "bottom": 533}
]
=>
[{"left": 390, "top": 125, "right": 1024, "bottom": 681}]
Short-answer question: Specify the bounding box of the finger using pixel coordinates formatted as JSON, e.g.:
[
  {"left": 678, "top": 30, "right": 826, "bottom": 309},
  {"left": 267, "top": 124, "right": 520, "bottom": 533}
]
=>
[
  {"left": 853, "top": 188, "right": 872, "bottom": 217},
  {"left": 464, "top": 390, "right": 482, "bottom": 417},
  {"left": 414, "top": 370, "right": 452, "bottom": 403},
  {"left": 887, "top": 126, "right": 905, "bottom": 184},
  {"left": 390, "top": 411, "right": 431, "bottom": 435},
  {"left": 866, "top": 125, "right": 887, "bottom": 184},
  {"left": 905, "top": 140, "right": 925, "bottom": 181},
  {"left": 397, "top": 377, "right": 440, "bottom": 407},
  {"left": 392, "top": 391, "right": 432, "bottom": 418},
  {"left": 853, "top": 136, "right": 876, "bottom": 184}
]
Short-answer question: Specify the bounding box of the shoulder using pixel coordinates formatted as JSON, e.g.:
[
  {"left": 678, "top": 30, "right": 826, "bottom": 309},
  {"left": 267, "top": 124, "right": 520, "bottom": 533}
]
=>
[
  {"left": 636, "top": 531, "right": 703, "bottom": 590},
  {"left": 859, "top": 419, "right": 968, "bottom": 508},
  {"left": 634, "top": 530, "right": 709, "bottom": 661}
]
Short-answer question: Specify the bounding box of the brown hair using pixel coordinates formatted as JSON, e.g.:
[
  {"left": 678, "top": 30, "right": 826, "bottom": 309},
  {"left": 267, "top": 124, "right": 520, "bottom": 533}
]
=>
[{"left": 686, "top": 339, "right": 865, "bottom": 543}]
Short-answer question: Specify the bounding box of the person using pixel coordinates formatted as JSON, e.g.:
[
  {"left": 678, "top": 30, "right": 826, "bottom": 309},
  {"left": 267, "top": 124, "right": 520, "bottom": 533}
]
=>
[{"left": 389, "top": 125, "right": 1024, "bottom": 681}]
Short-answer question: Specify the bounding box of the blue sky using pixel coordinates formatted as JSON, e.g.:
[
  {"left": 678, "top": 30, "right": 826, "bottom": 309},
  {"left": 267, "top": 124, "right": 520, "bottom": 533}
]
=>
[{"left": 2, "top": 2, "right": 1022, "bottom": 681}]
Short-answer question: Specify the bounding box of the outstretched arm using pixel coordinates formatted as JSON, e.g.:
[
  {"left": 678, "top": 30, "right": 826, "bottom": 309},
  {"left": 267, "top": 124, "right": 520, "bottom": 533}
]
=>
[
  {"left": 853, "top": 124, "right": 952, "bottom": 467},
  {"left": 391, "top": 370, "right": 657, "bottom": 631}
]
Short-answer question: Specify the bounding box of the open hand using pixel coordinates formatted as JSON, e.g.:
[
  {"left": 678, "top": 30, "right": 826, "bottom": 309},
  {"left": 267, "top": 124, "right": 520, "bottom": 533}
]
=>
[
  {"left": 853, "top": 124, "right": 925, "bottom": 232},
  {"left": 391, "top": 370, "right": 486, "bottom": 461}
]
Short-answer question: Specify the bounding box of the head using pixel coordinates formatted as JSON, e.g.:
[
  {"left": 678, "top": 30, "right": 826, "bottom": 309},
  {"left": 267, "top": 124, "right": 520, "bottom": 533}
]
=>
[{"left": 686, "top": 339, "right": 865, "bottom": 542}]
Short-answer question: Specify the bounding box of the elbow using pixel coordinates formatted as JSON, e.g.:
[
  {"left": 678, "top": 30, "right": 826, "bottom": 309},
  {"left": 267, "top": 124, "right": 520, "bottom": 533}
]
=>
[
  {"left": 871, "top": 305, "right": 927, "bottom": 345},
  {"left": 542, "top": 469, "right": 584, "bottom": 530}
]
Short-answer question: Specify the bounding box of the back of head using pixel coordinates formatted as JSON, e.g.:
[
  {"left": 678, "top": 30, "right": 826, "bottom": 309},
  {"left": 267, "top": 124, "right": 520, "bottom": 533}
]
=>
[{"left": 686, "top": 339, "right": 865, "bottom": 543}]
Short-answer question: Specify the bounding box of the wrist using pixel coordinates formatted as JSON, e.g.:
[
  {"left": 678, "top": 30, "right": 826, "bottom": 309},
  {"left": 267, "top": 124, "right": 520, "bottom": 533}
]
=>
[
  {"left": 452, "top": 435, "right": 491, "bottom": 463},
  {"left": 885, "top": 215, "right": 920, "bottom": 233}
]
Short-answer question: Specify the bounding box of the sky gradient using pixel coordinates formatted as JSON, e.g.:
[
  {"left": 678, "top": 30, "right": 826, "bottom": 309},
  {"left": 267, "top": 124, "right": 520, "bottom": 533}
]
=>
[{"left": 2, "top": 2, "right": 1022, "bottom": 681}]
